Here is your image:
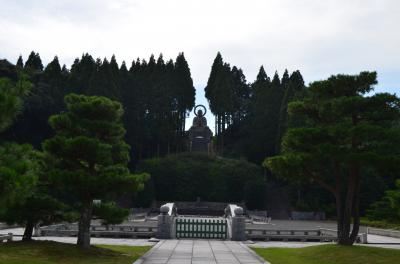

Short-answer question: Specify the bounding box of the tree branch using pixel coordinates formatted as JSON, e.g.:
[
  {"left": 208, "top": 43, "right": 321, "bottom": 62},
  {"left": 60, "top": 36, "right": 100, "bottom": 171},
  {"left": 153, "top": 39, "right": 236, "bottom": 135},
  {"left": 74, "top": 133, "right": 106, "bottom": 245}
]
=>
[{"left": 303, "top": 168, "right": 336, "bottom": 194}]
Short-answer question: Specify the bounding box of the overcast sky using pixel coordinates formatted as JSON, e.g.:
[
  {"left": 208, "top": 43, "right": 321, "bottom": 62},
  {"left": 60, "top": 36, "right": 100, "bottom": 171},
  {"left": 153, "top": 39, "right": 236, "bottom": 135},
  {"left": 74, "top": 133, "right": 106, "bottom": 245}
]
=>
[{"left": 1, "top": 0, "right": 399, "bottom": 131}]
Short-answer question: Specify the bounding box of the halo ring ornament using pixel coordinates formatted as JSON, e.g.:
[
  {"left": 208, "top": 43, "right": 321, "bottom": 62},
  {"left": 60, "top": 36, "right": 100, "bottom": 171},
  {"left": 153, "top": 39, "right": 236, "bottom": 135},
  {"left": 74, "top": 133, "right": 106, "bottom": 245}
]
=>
[{"left": 194, "top": 104, "right": 207, "bottom": 117}]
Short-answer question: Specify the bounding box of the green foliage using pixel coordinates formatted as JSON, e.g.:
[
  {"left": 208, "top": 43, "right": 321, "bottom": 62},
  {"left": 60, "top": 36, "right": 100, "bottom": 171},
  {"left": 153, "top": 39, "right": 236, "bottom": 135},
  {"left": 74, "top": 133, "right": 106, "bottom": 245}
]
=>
[
  {"left": 136, "top": 153, "right": 266, "bottom": 209},
  {"left": 16, "top": 55, "right": 24, "bottom": 69},
  {"left": 252, "top": 244, "right": 400, "bottom": 264},
  {"left": 0, "top": 143, "right": 37, "bottom": 215},
  {"left": 43, "top": 93, "right": 149, "bottom": 247},
  {"left": 44, "top": 93, "right": 149, "bottom": 201},
  {"left": 1, "top": 150, "right": 75, "bottom": 240},
  {"left": 205, "top": 53, "right": 250, "bottom": 145},
  {"left": 360, "top": 217, "right": 400, "bottom": 230},
  {"left": 24, "top": 51, "right": 44, "bottom": 72},
  {"left": 366, "top": 180, "right": 400, "bottom": 222},
  {"left": 0, "top": 76, "right": 31, "bottom": 132},
  {"left": 265, "top": 71, "right": 400, "bottom": 245},
  {"left": 93, "top": 202, "right": 130, "bottom": 225}
]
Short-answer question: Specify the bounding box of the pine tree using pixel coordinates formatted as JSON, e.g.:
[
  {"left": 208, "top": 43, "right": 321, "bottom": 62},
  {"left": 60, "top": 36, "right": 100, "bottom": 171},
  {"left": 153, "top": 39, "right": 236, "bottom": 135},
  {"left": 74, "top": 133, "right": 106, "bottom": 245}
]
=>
[
  {"left": 2, "top": 151, "right": 68, "bottom": 241},
  {"left": 0, "top": 75, "right": 36, "bottom": 220},
  {"left": 0, "top": 75, "right": 31, "bottom": 132},
  {"left": 43, "top": 94, "right": 148, "bottom": 248},
  {"left": 0, "top": 143, "right": 37, "bottom": 217},
  {"left": 265, "top": 71, "right": 400, "bottom": 245}
]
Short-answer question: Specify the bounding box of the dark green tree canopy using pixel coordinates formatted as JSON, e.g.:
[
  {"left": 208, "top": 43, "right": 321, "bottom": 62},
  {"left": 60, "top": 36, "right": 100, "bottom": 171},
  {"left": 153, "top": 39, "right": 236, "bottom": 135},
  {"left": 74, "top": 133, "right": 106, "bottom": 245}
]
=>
[
  {"left": 16, "top": 56, "right": 24, "bottom": 69},
  {"left": 24, "top": 51, "right": 43, "bottom": 72},
  {"left": 43, "top": 93, "right": 148, "bottom": 248},
  {"left": 0, "top": 75, "right": 31, "bottom": 132},
  {"left": 265, "top": 71, "right": 400, "bottom": 245}
]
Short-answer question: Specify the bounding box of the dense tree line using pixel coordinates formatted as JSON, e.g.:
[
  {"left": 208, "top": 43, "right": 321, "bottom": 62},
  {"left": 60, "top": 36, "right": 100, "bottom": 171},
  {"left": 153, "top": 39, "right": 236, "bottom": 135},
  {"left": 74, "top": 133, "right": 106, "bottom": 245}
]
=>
[
  {"left": 205, "top": 52, "right": 305, "bottom": 163},
  {"left": 135, "top": 153, "right": 266, "bottom": 210},
  {"left": 2, "top": 51, "right": 195, "bottom": 164}
]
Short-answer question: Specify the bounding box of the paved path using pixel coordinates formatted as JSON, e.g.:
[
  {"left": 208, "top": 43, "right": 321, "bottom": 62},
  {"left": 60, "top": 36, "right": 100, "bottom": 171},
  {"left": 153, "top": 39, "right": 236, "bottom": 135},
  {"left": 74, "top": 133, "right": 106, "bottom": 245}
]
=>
[{"left": 134, "top": 240, "right": 268, "bottom": 264}]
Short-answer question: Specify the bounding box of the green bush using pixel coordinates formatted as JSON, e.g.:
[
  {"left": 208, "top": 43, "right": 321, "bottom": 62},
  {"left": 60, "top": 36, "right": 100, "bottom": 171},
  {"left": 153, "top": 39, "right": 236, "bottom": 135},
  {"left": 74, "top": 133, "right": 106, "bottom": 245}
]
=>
[
  {"left": 135, "top": 153, "right": 266, "bottom": 209},
  {"left": 366, "top": 180, "right": 400, "bottom": 222}
]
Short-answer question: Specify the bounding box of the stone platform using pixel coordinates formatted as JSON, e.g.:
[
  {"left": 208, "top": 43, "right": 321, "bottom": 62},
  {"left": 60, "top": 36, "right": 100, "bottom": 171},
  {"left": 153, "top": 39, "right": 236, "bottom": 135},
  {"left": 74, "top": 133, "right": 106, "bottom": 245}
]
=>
[{"left": 134, "top": 239, "right": 268, "bottom": 264}]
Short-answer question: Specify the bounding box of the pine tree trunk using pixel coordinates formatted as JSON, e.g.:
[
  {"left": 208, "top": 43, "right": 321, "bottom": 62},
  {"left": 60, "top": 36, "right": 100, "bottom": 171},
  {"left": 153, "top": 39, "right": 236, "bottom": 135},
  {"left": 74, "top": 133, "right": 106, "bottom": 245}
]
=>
[
  {"left": 336, "top": 169, "right": 360, "bottom": 246},
  {"left": 183, "top": 111, "right": 186, "bottom": 133},
  {"left": 77, "top": 200, "right": 93, "bottom": 249},
  {"left": 217, "top": 114, "right": 221, "bottom": 135},
  {"left": 22, "top": 220, "right": 35, "bottom": 241},
  {"left": 349, "top": 166, "right": 361, "bottom": 243},
  {"left": 222, "top": 114, "right": 226, "bottom": 132}
]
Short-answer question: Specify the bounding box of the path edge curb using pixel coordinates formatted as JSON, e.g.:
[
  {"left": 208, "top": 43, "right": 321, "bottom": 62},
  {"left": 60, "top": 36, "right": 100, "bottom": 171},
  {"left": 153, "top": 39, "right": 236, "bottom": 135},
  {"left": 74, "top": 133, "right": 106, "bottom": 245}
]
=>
[
  {"left": 132, "top": 240, "right": 165, "bottom": 264},
  {"left": 240, "top": 242, "right": 271, "bottom": 264}
]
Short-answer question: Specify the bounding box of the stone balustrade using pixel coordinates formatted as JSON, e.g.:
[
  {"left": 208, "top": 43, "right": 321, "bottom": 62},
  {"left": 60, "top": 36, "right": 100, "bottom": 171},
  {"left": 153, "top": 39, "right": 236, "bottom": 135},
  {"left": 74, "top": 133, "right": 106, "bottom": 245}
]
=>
[
  {"left": 0, "top": 233, "right": 13, "bottom": 242},
  {"left": 39, "top": 223, "right": 157, "bottom": 238},
  {"left": 367, "top": 227, "right": 400, "bottom": 238},
  {"left": 245, "top": 227, "right": 367, "bottom": 243}
]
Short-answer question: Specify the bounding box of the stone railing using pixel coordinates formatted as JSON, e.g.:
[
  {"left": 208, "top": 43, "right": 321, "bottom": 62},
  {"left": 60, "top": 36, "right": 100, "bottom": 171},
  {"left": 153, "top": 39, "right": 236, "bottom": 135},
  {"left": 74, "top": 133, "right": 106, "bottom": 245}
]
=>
[
  {"left": 367, "top": 227, "right": 400, "bottom": 238},
  {"left": 245, "top": 227, "right": 367, "bottom": 243},
  {"left": 39, "top": 223, "right": 157, "bottom": 238},
  {"left": 247, "top": 210, "right": 271, "bottom": 224},
  {"left": 0, "top": 233, "right": 13, "bottom": 242}
]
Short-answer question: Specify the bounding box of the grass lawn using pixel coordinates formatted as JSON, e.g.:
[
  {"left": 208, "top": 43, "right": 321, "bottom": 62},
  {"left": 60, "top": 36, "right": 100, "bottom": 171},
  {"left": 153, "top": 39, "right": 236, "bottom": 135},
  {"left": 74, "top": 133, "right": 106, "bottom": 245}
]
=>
[
  {"left": 252, "top": 244, "right": 400, "bottom": 264},
  {"left": 0, "top": 240, "right": 151, "bottom": 264}
]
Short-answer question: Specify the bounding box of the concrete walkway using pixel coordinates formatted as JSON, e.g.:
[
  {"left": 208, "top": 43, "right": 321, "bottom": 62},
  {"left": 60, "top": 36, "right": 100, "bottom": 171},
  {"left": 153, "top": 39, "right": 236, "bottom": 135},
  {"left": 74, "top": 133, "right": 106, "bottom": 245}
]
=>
[{"left": 134, "top": 240, "right": 268, "bottom": 264}]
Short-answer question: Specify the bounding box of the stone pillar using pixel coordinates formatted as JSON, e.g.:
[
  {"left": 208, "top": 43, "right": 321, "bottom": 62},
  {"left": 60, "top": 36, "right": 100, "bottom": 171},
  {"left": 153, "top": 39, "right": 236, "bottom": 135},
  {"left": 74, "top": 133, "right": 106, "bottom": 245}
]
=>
[
  {"left": 231, "top": 207, "right": 246, "bottom": 241},
  {"left": 157, "top": 205, "right": 174, "bottom": 239},
  {"left": 33, "top": 224, "right": 41, "bottom": 237},
  {"left": 359, "top": 233, "right": 368, "bottom": 244}
]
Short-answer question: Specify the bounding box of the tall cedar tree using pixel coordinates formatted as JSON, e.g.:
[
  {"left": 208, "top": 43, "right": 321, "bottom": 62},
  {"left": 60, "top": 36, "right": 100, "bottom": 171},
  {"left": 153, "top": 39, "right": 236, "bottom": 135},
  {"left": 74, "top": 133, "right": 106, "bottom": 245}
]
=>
[
  {"left": 275, "top": 70, "right": 305, "bottom": 153},
  {"left": 245, "top": 66, "right": 272, "bottom": 162},
  {"left": 174, "top": 53, "right": 196, "bottom": 134},
  {"left": 16, "top": 56, "right": 24, "bottom": 69},
  {"left": 205, "top": 53, "right": 249, "bottom": 153},
  {"left": 43, "top": 94, "right": 148, "bottom": 248},
  {"left": 265, "top": 72, "right": 400, "bottom": 245}
]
